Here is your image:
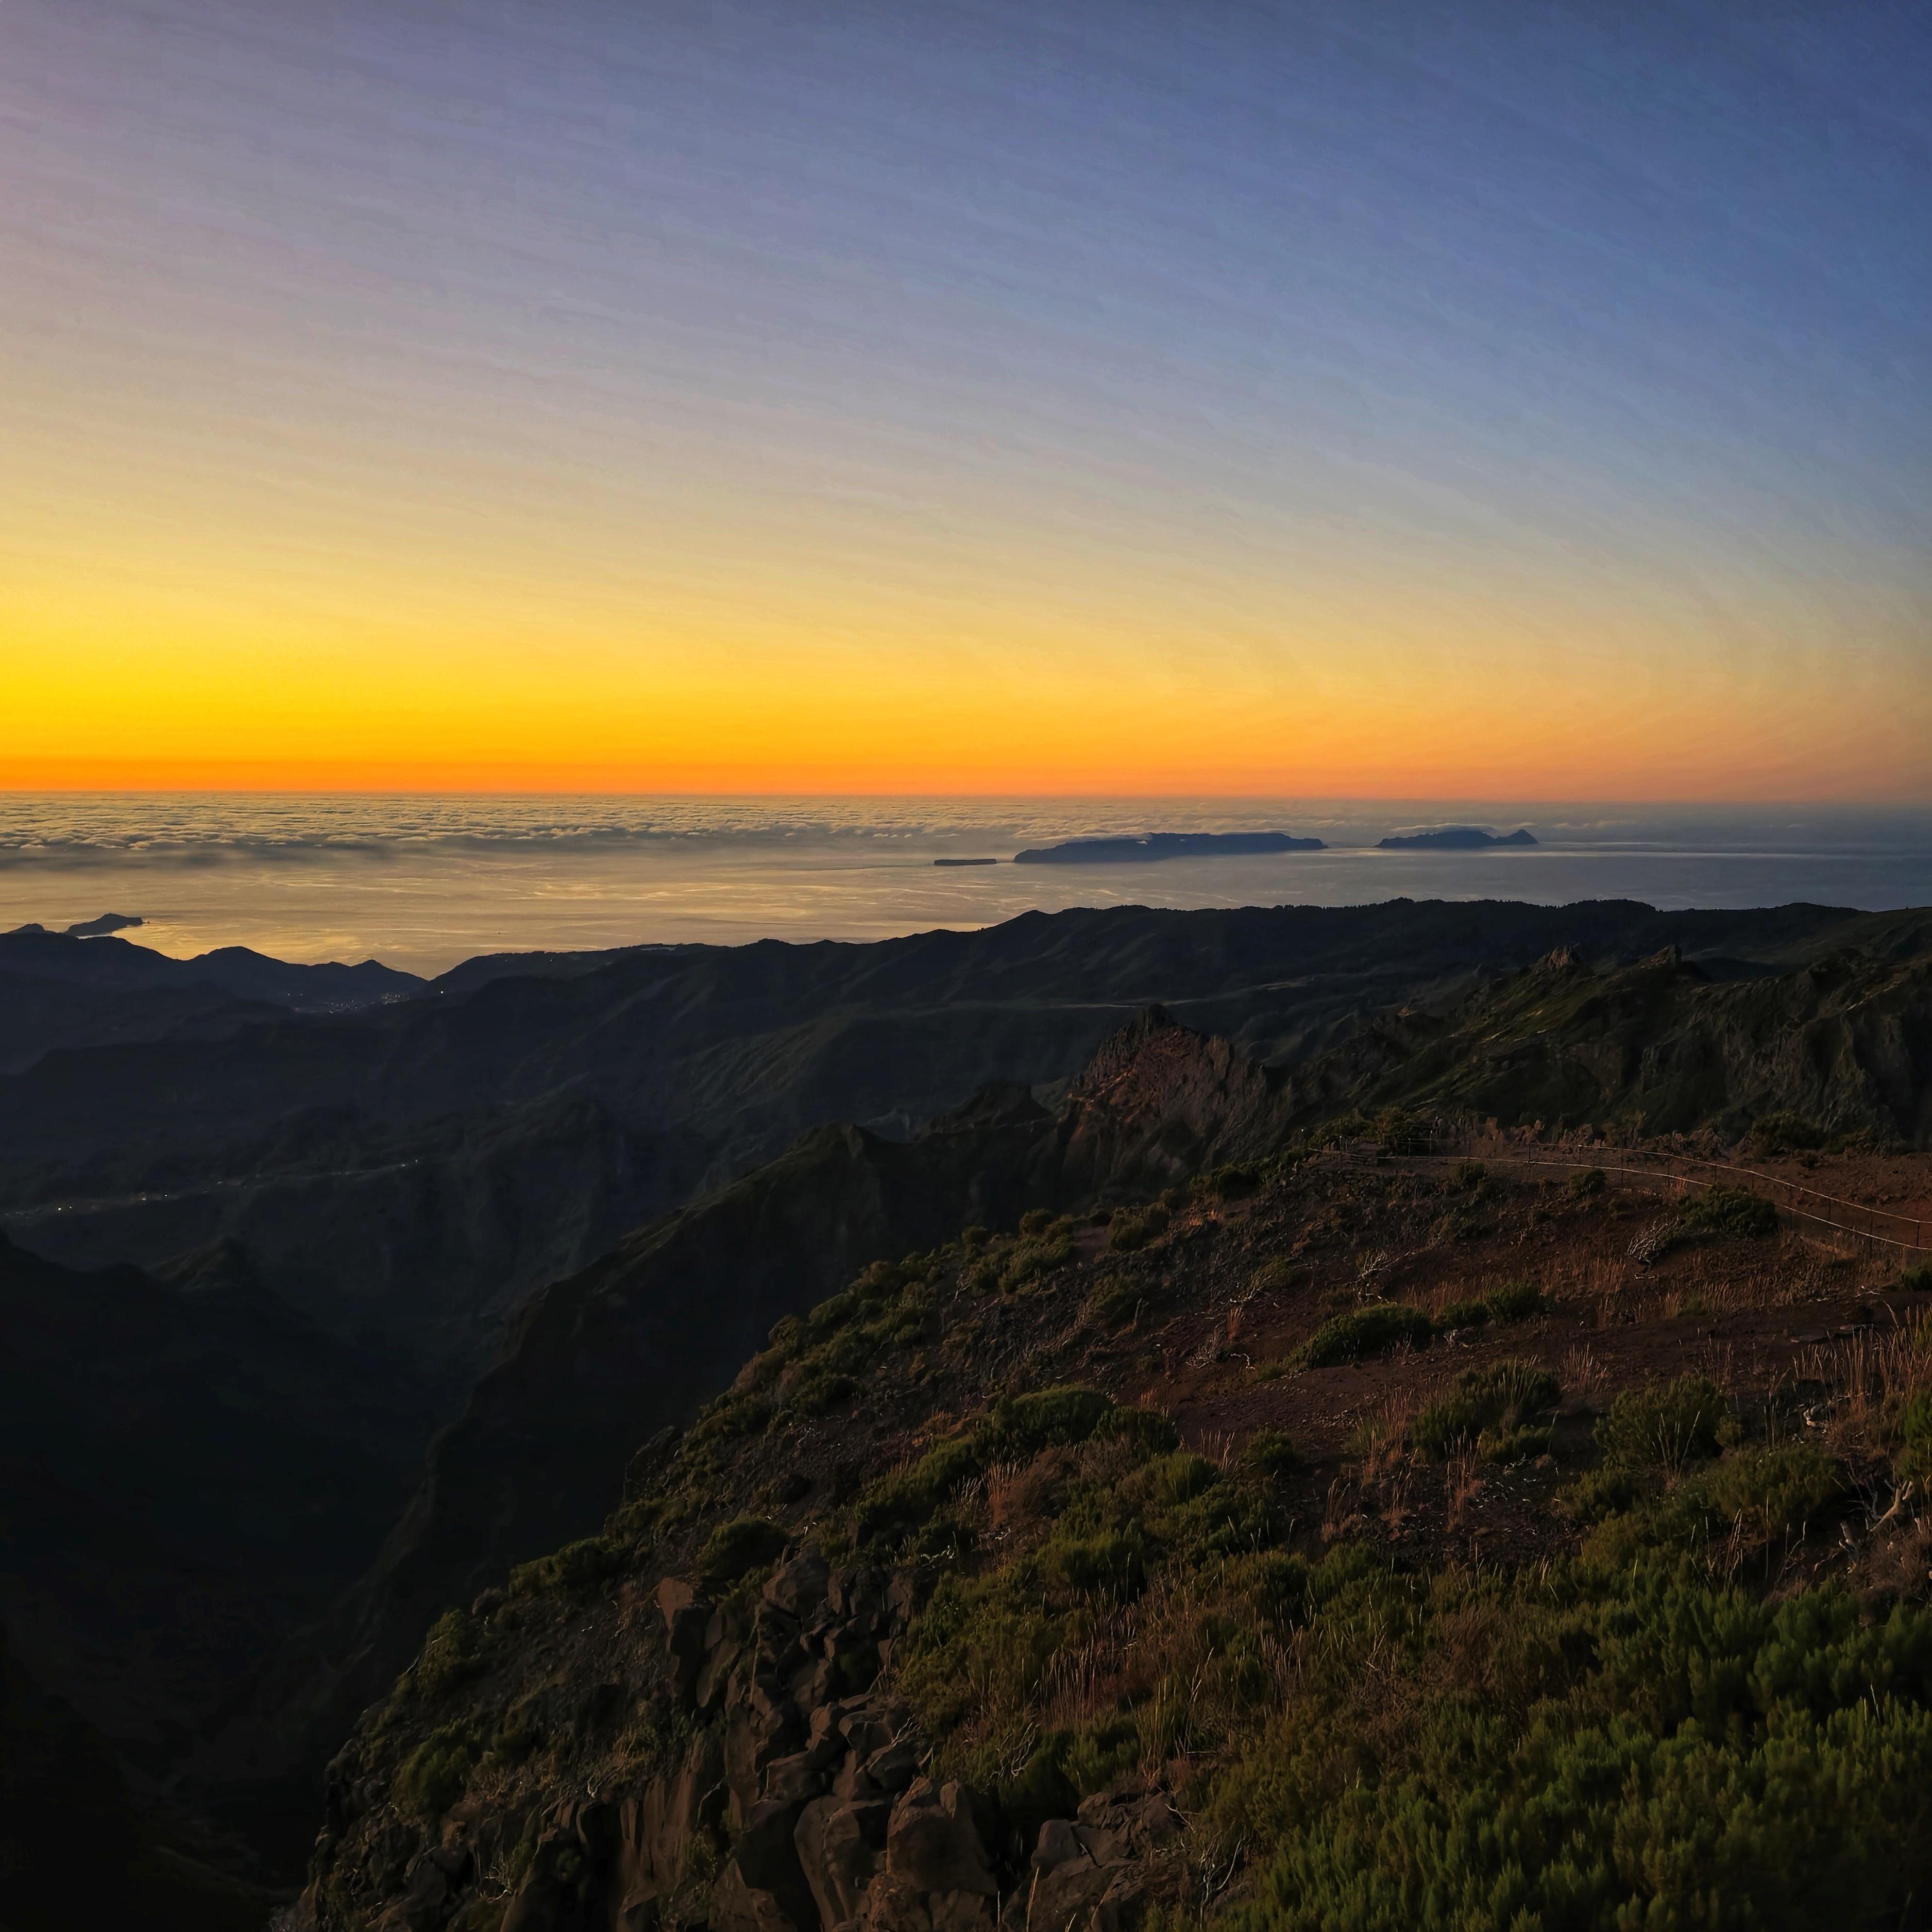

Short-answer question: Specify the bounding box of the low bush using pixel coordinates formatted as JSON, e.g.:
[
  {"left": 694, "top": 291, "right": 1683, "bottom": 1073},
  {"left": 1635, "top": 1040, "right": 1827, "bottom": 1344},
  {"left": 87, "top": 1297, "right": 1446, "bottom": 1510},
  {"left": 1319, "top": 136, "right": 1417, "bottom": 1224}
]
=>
[
  {"left": 397, "top": 1728, "right": 477, "bottom": 1821},
  {"left": 1484, "top": 1277, "right": 1544, "bottom": 1324},
  {"left": 1436, "top": 1300, "right": 1489, "bottom": 1333},
  {"left": 1201, "top": 1161, "right": 1263, "bottom": 1202},
  {"left": 1243, "top": 1429, "right": 1301, "bottom": 1482},
  {"left": 1296, "top": 1304, "right": 1432, "bottom": 1369},
  {"left": 1597, "top": 1375, "right": 1726, "bottom": 1473},
  {"left": 1565, "top": 1165, "right": 1607, "bottom": 1198},
  {"left": 1412, "top": 1360, "right": 1561, "bottom": 1461},
  {"left": 854, "top": 1387, "right": 1132, "bottom": 1544},
  {"left": 1894, "top": 1392, "right": 1932, "bottom": 1488},
  {"left": 696, "top": 1515, "right": 788, "bottom": 1586},
  {"left": 1900, "top": 1263, "right": 1932, "bottom": 1294},
  {"left": 1748, "top": 1110, "right": 1827, "bottom": 1155},
  {"left": 1108, "top": 1204, "right": 1170, "bottom": 1253},
  {"left": 1001, "top": 1227, "right": 1076, "bottom": 1291},
  {"left": 509, "top": 1534, "right": 630, "bottom": 1602},
  {"left": 1697, "top": 1441, "right": 1840, "bottom": 1546},
  {"left": 1680, "top": 1185, "right": 1779, "bottom": 1240},
  {"left": 1222, "top": 1568, "right": 1932, "bottom": 1932}
]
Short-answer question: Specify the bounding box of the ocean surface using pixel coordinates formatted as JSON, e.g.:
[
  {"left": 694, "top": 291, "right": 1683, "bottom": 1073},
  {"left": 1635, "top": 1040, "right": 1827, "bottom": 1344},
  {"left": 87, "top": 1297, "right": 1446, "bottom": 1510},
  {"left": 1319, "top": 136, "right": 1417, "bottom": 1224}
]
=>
[{"left": 2, "top": 795, "right": 1928, "bottom": 978}]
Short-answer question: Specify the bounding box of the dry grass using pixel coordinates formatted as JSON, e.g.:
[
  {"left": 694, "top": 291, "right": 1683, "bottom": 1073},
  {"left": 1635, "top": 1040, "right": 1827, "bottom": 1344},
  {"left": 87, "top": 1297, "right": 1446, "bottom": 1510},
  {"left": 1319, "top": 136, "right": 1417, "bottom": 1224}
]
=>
[{"left": 1560, "top": 1344, "right": 1611, "bottom": 1401}]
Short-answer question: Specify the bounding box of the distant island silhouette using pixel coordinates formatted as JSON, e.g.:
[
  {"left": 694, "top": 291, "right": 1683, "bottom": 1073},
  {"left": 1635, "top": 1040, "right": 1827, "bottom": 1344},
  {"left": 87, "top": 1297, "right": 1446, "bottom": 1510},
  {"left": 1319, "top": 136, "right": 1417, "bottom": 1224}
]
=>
[
  {"left": 1378, "top": 826, "right": 1537, "bottom": 850},
  {"left": 931, "top": 857, "right": 1001, "bottom": 867},
  {"left": 1013, "top": 831, "right": 1325, "bottom": 865}
]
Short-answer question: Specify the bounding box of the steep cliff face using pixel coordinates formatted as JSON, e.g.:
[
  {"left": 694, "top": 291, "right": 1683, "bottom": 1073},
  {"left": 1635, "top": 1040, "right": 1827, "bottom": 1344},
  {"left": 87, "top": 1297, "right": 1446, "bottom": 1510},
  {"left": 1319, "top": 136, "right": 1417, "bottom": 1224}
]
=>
[{"left": 203, "top": 1088, "right": 1067, "bottom": 1822}]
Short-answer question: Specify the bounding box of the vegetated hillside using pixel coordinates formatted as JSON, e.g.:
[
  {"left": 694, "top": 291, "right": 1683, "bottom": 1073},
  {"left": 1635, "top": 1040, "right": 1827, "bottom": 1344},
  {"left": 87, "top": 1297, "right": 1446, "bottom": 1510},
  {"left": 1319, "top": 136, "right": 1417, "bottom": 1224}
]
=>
[
  {"left": 0, "top": 1234, "right": 428, "bottom": 1784},
  {"left": 206, "top": 1086, "right": 1067, "bottom": 1834},
  {"left": 249, "top": 953, "right": 1932, "bottom": 1882},
  {"left": 0, "top": 902, "right": 1899, "bottom": 1382},
  {"left": 1279, "top": 935, "right": 1932, "bottom": 1147},
  {"left": 298, "top": 1128, "right": 1932, "bottom": 1931}
]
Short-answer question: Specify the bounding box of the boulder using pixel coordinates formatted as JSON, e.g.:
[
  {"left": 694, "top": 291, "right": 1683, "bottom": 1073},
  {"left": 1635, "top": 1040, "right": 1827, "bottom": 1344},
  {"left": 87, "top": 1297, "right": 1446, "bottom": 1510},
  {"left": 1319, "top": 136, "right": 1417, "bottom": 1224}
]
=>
[
  {"left": 764, "top": 1552, "right": 832, "bottom": 1621},
  {"left": 719, "top": 1797, "right": 819, "bottom": 1932},
  {"left": 883, "top": 1780, "right": 998, "bottom": 1898},
  {"left": 658, "top": 1579, "right": 711, "bottom": 1705},
  {"left": 794, "top": 1794, "right": 890, "bottom": 1929},
  {"left": 711, "top": 1864, "right": 800, "bottom": 1932}
]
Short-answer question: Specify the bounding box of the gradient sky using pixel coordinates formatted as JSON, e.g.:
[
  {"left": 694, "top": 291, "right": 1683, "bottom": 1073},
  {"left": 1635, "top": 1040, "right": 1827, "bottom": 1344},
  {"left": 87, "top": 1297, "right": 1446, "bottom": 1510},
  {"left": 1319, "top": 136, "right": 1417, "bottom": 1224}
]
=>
[{"left": 3, "top": 1, "right": 1928, "bottom": 796}]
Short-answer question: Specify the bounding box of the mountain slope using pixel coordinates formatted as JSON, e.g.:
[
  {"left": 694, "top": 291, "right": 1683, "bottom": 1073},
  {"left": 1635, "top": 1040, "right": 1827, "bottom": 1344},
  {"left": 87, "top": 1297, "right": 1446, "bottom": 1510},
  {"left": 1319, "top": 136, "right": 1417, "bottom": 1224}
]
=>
[
  {"left": 1, "top": 902, "right": 1903, "bottom": 1381},
  {"left": 294, "top": 1066, "right": 1932, "bottom": 1931}
]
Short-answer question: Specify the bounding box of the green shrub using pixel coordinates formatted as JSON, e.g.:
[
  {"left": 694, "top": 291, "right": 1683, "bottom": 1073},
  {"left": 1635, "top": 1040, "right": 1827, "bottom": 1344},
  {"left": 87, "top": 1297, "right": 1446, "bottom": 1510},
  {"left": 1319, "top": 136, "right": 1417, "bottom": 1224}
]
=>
[
  {"left": 1108, "top": 1203, "right": 1170, "bottom": 1252},
  {"left": 1001, "top": 1228, "right": 1075, "bottom": 1291},
  {"left": 509, "top": 1533, "right": 629, "bottom": 1602},
  {"left": 1019, "top": 1207, "right": 1058, "bottom": 1238},
  {"left": 1698, "top": 1442, "right": 1841, "bottom": 1545},
  {"left": 1565, "top": 1165, "right": 1607, "bottom": 1198},
  {"left": 397, "top": 1728, "right": 477, "bottom": 1820},
  {"left": 1243, "top": 1429, "right": 1302, "bottom": 1482},
  {"left": 1129, "top": 1450, "right": 1223, "bottom": 1510},
  {"left": 412, "top": 1608, "right": 484, "bottom": 1697},
  {"left": 806, "top": 1289, "right": 859, "bottom": 1335},
  {"left": 1436, "top": 1300, "right": 1489, "bottom": 1332},
  {"left": 1226, "top": 1569, "right": 1932, "bottom": 1932},
  {"left": 1083, "top": 1277, "right": 1144, "bottom": 1327},
  {"left": 1598, "top": 1375, "right": 1725, "bottom": 1473},
  {"left": 1484, "top": 1277, "right": 1544, "bottom": 1324},
  {"left": 1096, "top": 1405, "right": 1180, "bottom": 1455},
  {"left": 1680, "top": 1185, "right": 1778, "bottom": 1240},
  {"left": 1202, "top": 1161, "right": 1263, "bottom": 1201},
  {"left": 1296, "top": 1304, "right": 1432, "bottom": 1369},
  {"left": 1900, "top": 1263, "right": 1932, "bottom": 1294},
  {"left": 697, "top": 1515, "right": 788, "bottom": 1586},
  {"left": 1895, "top": 1392, "right": 1932, "bottom": 1488},
  {"left": 1038, "top": 1527, "right": 1147, "bottom": 1599},
  {"left": 1748, "top": 1110, "right": 1827, "bottom": 1154},
  {"left": 1412, "top": 1361, "right": 1561, "bottom": 1461},
  {"left": 853, "top": 1387, "right": 1127, "bottom": 1543},
  {"left": 1558, "top": 1465, "right": 1642, "bottom": 1524},
  {"left": 985, "top": 1386, "right": 1113, "bottom": 1458}
]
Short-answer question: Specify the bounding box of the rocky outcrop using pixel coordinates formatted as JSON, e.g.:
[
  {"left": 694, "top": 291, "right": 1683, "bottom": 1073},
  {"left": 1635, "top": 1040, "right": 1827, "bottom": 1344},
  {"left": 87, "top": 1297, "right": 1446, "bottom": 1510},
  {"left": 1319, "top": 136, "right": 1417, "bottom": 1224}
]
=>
[
  {"left": 467, "top": 1552, "right": 1025, "bottom": 1932},
  {"left": 1056, "top": 1006, "right": 1291, "bottom": 1194},
  {"left": 343, "top": 1540, "right": 1183, "bottom": 1932}
]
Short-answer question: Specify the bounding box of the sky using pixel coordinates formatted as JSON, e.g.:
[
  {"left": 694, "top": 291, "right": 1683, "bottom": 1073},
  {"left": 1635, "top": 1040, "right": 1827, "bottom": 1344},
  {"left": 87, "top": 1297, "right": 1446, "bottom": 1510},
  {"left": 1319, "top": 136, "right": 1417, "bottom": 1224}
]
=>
[{"left": 2, "top": 0, "right": 1928, "bottom": 798}]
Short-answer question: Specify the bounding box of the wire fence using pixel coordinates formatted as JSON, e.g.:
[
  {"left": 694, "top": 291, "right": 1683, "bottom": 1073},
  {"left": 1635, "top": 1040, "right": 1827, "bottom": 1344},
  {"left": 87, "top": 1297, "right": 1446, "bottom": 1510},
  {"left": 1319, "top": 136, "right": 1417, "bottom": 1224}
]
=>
[{"left": 1324, "top": 1133, "right": 1930, "bottom": 1261}]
